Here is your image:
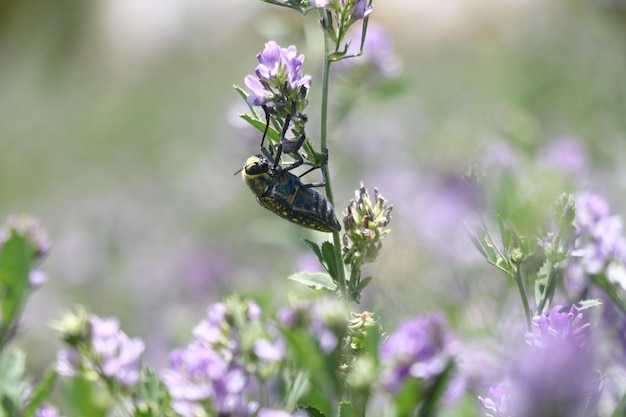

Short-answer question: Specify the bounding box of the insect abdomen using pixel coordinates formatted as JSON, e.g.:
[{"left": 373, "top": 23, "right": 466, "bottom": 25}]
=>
[{"left": 258, "top": 173, "right": 341, "bottom": 233}]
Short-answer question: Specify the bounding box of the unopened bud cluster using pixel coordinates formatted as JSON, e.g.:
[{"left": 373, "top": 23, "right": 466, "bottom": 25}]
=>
[{"left": 342, "top": 183, "right": 393, "bottom": 266}]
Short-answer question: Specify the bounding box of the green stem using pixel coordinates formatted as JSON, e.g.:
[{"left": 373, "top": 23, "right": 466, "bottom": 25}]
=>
[
  {"left": 319, "top": 13, "right": 348, "bottom": 301},
  {"left": 536, "top": 262, "right": 557, "bottom": 316},
  {"left": 513, "top": 266, "right": 532, "bottom": 330}
]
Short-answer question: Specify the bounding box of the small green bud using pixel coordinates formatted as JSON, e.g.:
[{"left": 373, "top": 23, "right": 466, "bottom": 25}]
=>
[{"left": 51, "top": 306, "right": 90, "bottom": 347}]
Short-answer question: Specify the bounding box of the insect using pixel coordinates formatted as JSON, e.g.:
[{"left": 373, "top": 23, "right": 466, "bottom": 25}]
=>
[{"left": 241, "top": 153, "right": 341, "bottom": 232}]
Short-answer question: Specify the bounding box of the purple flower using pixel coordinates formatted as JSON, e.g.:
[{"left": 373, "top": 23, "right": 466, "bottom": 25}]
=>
[
  {"left": 352, "top": 0, "right": 372, "bottom": 20},
  {"left": 309, "top": 0, "right": 332, "bottom": 6},
  {"left": 572, "top": 192, "right": 626, "bottom": 284},
  {"left": 575, "top": 192, "right": 609, "bottom": 230},
  {"left": 35, "top": 404, "right": 65, "bottom": 417},
  {"left": 478, "top": 382, "right": 510, "bottom": 417},
  {"left": 56, "top": 348, "right": 81, "bottom": 377},
  {"left": 55, "top": 314, "right": 144, "bottom": 387},
  {"left": 538, "top": 136, "right": 588, "bottom": 176},
  {"left": 480, "top": 307, "right": 600, "bottom": 417},
  {"left": 89, "top": 316, "right": 145, "bottom": 386},
  {"left": 245, "top": 41, "right": 311, "bottom": 110},
  {"left": 509, "top": 337, "right": 598, "bottom": 417},
  {"left": 253, "top": 336, "right": 286, "bottom": 362},
  {"left": 163, "top": 298, "right": 284, "bottom": 417},
  {"left": 163, "top": 342, "right": 258, "bottom": 417},
  {"left": 525, "top": 305, "right": 591, "bottom": 350},
  {"left": 334, "top": 24, "right": 401, "bottom": 77},
  {"left": 379, "top": 313, "right": 453, "bottom": 394}
]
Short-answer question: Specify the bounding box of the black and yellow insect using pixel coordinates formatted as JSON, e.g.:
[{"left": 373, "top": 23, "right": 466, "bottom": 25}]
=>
[{"left": 241, "top": 154, "right": 341, "bottom": 232}]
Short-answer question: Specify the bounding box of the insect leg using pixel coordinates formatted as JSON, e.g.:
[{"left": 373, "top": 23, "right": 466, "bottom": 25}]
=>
[{"left": 300, "top": 148, "right": 328, "bottom": 189}]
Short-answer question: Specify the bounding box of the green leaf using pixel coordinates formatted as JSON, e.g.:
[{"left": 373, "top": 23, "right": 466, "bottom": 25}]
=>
[
  {"left": 59, "top": 377, "right": 110, "bottom": 417},
  {"left": 497, "top": 216, "right": 512, "bottom": 253},
  {"left": 578, "top": 299, "right": 602, "bottom": 311},
  {"left": 534, "top": 260, "right": 551, "bottom": 307},
  {"left": 339, "top": 401, "right": 355, "bottom": 417},
  {"left": 23, "top": 368, "right": 58, "bottom": 417},
  {"left": 297, "top": 404, "right": 327, "bottom": 417},
  {"left": 321, "top": 242, "right": 339, "bottom": 282},
  {"left": 281, "top": 329, "right": 339, "bottom": 416},
  {"left": 419, "top": 360, "right": 455, "bottom": 417},
  {"left": 284, "top": 372, "right": 311, "bottom": 412},
  {"left": 591, "top": 273, "right": 626, "bottom": 314},
  {"left": 130, "top": 367, "right": 170, "bottom": 417},
  {"left": 0, "top": 349, "right": 26, "bottom": 417},
  {"left": 394, "top": 378, "right": 423, "bottom": 417},
  {"left": 0, "top": 233, "right": 35, "bottom": 346},
  {"left": 0, "top": 349, "right": 25, "bottom": 385},
  {"left": 303, "top": 240, "right": 325, "bottom": 268},
  {"left": 287, "top": 272, "right": 337, "bottom": 292},
  {"left": 355, "top": 276, "right": 372, "bottom": 293},
  {"left": 239, "top": 113, "right": 281, "bottom": 144}
]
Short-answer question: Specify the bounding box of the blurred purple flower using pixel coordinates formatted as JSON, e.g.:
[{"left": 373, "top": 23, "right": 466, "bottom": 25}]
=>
[
  {"left": 478, "top": 382, "right": 510, "bottom": 417},
  {"left": 509, "top": 337, "right": 598, "bottom": 417},
  {"left": 56, "top": 348, "right": 81, "bottom": 377},
  {"left": 253, "top": 337, "right": 285, "bottom": 362},
  {"left": 35, "top": 404, "right": 65, "bottom": 417},
  {"left": 525, "top": 305, "right": 591, "bottom": 350},
  {"left": 335, "top": 24, "right": 401, "bottom": 77},
  {"left": 163, "top": 299, "right": 284, "bottom": 417},
  {"left": 245, "top": 41, "right": 311, "bottom": 109},
  {"left": 538, "top": 136, "right": 588, "bottom": 176},
  {"left": 163, "top": 343, "right": 257, "bottom": 417},
  {"left": 572, "top": 192, "right": 626, "bottom": 286},
  {"left": 28, "top": 269, "right": 47, "bottom": 288},
  {"left": 379, "top": 313, "right": 453, "bottom": 394},
  {"left": 480, "top": 306, "right": 599, "bottom": 417},
  {"left": 309, "top": 0, "right": 332, "bottom": 6},
  {"left": 55, "top": 314, "right": 144, "bottom": 387},
  {"left": 89, "top": 316, "right": 145, "bottom": 386}
]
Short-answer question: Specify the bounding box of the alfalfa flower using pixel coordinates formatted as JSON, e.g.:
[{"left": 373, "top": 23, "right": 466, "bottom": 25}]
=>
[
  {"left": 244, "top": 41, "right": 311, "bottom": 119},
  {"left": 342, "top": 183, "right": 392, "bottom": 266},
  {"left": 54, "top": 309, "right": 145, "bottom": 387},
  {"left": 162, "top": 297, "right": 285, "bottom": 417},
  {"left": 379, "top": 313, "right": 454, "bottom": 397}
]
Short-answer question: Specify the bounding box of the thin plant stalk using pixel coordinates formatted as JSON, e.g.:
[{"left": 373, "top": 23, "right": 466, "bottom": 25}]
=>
[{"left": 319, "top": 10, "right": 348, "bottom": 301}]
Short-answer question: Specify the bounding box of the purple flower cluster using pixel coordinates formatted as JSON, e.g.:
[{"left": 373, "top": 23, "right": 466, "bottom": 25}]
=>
[
  {"left": 525, "top": 305, "right": 591, "bottom": 349},
  {"left": 162, "top": 300, "right": 286, "bottom": 417},
  {"left": 244, "top": 41, "right": 311, "bottom": 109},
  {"left": 479, "top": 305, "right": 598, "bottom": 417},
  {"left": 56, "top": 315, "right": 145, "bottom": 387},
  {"left": 378, "top": 313, "right": 453, "bottom": 395},
  {"left": 573, "top": 192, "right": 626, "bottom": 287}
]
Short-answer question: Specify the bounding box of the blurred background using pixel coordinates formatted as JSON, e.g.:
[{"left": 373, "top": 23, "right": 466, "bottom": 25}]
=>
[{"left": 2, "top": 0, "right": 626, "bottom": 378}]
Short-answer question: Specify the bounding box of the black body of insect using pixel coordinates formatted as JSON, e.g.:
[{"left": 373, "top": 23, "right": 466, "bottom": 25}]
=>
[{"left": 240, "top": 110, "right": 340, "bottom": 232}]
